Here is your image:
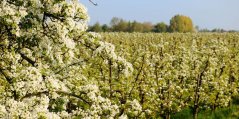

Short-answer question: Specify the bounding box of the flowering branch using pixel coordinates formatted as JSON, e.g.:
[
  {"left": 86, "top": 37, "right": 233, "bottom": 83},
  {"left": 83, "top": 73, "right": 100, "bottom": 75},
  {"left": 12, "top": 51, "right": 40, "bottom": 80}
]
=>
[
  {"left": 20, "top": 91, "right": 91, "bottom": 105},
  {"left": 0, "top": 68, "right": 12, "bottom": 83},
  {"left": 55, "top": 60, "right": 86, "bottom": 74},
  {"left": 19, "top": 52, "right": 37, "bottom": 66},
  {"left": 129, "top": 55, "right": 145, "bottom": 97}
]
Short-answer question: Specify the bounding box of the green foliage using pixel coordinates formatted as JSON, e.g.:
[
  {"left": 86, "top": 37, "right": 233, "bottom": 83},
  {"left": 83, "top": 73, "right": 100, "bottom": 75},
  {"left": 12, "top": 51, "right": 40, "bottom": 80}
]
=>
[
  {"left": 142, "top": 22, "right": 154, "bottom": 32},
  {"left": 154, "top": 22, "right": 168, "bottom": 32},
  {"left": 89, "top": 22, "right": 103, "bottom": 32},
  {"left": 110, "top": 17, "right": 128, "bottom": 32},
  {"left": 102, "top": 24, "right": 110, "bottom": 32},
  {"left": 91, "top": 15, "right": 205, "bottom": 33},
  {"left": 172, "top": 105, "right": 239, "bottom": 119},
  {"left": 169, "top": 15, "right": 194, "bottom": 32},
  {"left": 110, "top": 18, "right": 153, "bottom": 32},
  {"left": 128, "top": 21, "right": 144, "bottom": 32}
]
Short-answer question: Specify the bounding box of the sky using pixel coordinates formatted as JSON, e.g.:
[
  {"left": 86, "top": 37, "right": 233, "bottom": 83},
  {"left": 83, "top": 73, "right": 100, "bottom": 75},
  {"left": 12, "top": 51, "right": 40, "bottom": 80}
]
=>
[{"left": 80, "top": 0, "right": 239, "bottom": 30}]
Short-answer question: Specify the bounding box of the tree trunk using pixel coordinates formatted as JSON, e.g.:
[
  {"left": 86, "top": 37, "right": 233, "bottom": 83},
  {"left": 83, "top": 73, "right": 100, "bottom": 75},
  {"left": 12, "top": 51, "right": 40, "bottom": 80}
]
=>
[
  {"left": 166, "top": 113, "right": 171, "bottom": 119},
  {"left": 193, "top": 106, "right": 199, "bottom": 119},
  {"left": 109, "top": 59, "right": 112, "bottom": 98}
]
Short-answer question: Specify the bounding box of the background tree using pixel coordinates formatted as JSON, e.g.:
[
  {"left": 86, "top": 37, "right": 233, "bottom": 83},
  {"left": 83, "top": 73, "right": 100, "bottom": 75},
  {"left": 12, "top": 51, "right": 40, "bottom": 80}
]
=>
[
  {"left": 129, "top": 21, "right": 144, "bottom": 32},
  {"left": 88, "top": 22, "right": 103, "bottom": 32},
  {"left": 211, "top": 28, "right": 226, "bottom": 32},
  {"left": 110, "top": 17, "right": 121, "bottom": 27},
  {"left": 153, "top": 22, "right": 168, "bottom": 33},
  {"left": 142, "top": 22, "right": 153, "bottom": 32},
  {"left": 195, "top": 25, "right": 200, "bottom": 32},
  {"left": 110, "top": 17, "right": 128, "bottom": 32},
  {"left": 116, "top": 19, "right": 129, "bottom": 32},
  {"left": 102, "top": 24, "right": 110, "bottom": 32},
  {"left": 169, "top": 15, "right": 194, "bottom": 32}
]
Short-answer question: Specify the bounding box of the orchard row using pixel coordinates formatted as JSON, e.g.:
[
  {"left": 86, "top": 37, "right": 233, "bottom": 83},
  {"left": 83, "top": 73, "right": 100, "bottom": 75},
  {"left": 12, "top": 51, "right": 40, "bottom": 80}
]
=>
[{"left": 99, "top": 32, "right": 239, "bottom": 118}]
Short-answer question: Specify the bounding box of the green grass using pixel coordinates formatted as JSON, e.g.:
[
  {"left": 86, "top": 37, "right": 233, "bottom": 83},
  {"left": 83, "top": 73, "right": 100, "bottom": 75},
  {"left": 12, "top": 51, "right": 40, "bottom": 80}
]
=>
[{"left": 171, "top": 105, "right": 239, "bottom": 119}]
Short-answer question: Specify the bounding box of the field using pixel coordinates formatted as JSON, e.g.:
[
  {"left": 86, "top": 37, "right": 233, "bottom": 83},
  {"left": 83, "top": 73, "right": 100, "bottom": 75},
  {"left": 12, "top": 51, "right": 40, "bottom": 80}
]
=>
[
  {"left": 1, "top": 1, "right": 239, "bottom": 118},
  {"left": 100, "top": 32, "right": 239, "bottom": 118}
]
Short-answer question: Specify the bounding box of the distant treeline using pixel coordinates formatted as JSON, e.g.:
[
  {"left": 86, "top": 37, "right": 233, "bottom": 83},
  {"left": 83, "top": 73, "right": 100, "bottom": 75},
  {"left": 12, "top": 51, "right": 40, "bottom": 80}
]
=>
[{"left": 88, "top": 15, "right": 238, "bottom": 33}]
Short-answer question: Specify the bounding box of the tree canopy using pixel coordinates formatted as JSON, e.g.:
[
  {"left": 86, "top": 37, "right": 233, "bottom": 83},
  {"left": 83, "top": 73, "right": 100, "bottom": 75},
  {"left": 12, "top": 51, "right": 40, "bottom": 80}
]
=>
[
  {"left": 0, "top": 0, "right": 134, "bottom": 118},
  {"left": 154, "top": 22, "right": 168, "bottom": 33},
  {"left": 169, "top": 15, "right": 194, "bottom": 32},
  {"left": 89, "top": 22, "right": 103, "bottom": 32}
]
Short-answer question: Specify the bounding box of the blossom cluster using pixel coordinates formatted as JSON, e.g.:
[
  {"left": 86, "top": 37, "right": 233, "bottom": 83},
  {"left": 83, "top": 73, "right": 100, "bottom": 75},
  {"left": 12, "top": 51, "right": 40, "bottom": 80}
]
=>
[{"left": 0, "top": 0, "right": 135, "bottom": 118}]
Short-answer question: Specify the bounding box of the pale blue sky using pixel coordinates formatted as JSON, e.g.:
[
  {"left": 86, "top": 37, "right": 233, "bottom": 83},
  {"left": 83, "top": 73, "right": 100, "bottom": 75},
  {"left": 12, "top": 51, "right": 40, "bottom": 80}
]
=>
[{"left": 81, "top": 0, "right": 239, "bottom": 30}]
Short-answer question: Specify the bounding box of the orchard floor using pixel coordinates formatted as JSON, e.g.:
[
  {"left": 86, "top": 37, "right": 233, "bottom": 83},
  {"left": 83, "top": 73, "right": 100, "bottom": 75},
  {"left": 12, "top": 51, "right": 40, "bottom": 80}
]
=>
[{"left": 171, "top": 105, "right": 239, "bottom": 119}]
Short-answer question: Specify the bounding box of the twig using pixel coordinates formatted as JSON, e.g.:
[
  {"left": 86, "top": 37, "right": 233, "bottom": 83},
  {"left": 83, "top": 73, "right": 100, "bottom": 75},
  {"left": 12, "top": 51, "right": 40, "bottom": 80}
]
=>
[{"left": 89, "top": 0, "right": 98, "bottom": 6}]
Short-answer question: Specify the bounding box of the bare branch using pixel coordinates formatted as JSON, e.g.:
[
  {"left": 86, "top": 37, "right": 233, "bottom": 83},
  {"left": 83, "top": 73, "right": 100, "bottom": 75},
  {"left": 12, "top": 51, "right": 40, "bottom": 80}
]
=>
[{"left": 89, "top": 0, "right": 98, "bottom": 6}]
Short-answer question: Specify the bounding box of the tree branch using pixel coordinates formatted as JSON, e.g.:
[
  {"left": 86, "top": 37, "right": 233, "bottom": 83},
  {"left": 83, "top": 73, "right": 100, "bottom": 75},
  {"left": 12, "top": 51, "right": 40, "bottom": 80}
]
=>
[
  {"left": 20, "top": 90, "right": 90, "bottom": 105},
  {"left": 19, "top": 52, "right": 37, "bottom": 66},
  {"left": 0, "top": 68, "right": 13, "bottom": 84},
  {"left": 89, "top": 0, "right": 98, "bottom": 6},
  {"left": 129, "top": 55, "right": 145, "bottom": 97},
  {"left": 55, "top": 60, "right": 85, "bottom": 74},
  {"left": 44, "top": 12, "right": 65, "bottom": 22}
]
